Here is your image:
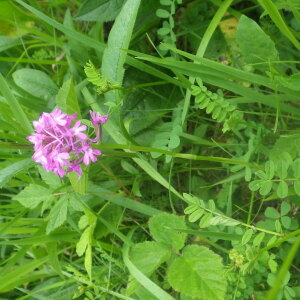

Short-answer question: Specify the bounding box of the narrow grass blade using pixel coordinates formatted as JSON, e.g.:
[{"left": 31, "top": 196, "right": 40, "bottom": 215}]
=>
[
  {"left": 266, "top": 236, "right": 300, "bottom": 300},
  {"left": 257, "top": 0, "right": 300, "bottom": 50},
  {"left": 0, "top": 73, "right": 32, "bottom": 134}
]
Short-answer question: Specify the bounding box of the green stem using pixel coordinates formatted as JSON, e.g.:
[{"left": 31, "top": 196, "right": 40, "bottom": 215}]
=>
[
  {"left": 266, "top": 236, "right": 300, "bottom": 300},
  {"left": 94, "top": 143, "right": 262, "bottom": 169}
]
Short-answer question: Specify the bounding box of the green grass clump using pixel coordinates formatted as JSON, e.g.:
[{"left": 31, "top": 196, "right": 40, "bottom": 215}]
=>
[{"left": 0, "top": 0, "right": 299, "bottom": 299}]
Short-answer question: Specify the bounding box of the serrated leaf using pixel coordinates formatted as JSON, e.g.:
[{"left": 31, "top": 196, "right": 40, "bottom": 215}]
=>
[
  {"left": 259, "top": 181, "right": 272, "bottom": 196},
  {"left": 13, "top": 69, "right": 58, "bottom": 99},
  {"left": 237, "top": 15, "right": 278, "bottom": 66},
  {"left": 149, "top": 213, "right": 187, "bottom": 250},
  {"left": 13, "top": 184, "right": 53, "bottom": 209},
  {"left": 241, "top": 229, "right": 253, "bottom": 245},
  {"left": 127, "top": 241, "right": 171, "bottom": 295},
  {"left": 167, "top": 245, "right": 227, "bottom": 300},
  {"left": 46, "top": 194, "right": 69, "bottom": 234},
  {"left": 156, "top": 8, "right": 169, "bottom": 18},
  {"left": 277, "top": 181, "right": 288, "bottom": 198},
  {"left": 265, "top": 207, "right": 280, "bottom": 219},
  {"left": 280, "top": 201, "right": 291, "bottom": 216}
]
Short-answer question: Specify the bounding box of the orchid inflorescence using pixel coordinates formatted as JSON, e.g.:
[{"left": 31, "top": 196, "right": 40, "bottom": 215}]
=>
[{"left": 27, "top": 109, "right": 109, "bottom": 178}]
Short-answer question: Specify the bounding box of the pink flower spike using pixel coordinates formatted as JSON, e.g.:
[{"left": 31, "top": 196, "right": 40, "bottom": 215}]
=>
[
  {"left": 27, "top": 108, "right": 106, "bottom": 178},
  {"left": 72, "top": 120, "right": 87, "bottom": 140},
  {"left": 89, "top": 110, "right": 109, "bottom": 126},
  {"left": 83, "top": 147, "right": 101, "bottom": 165}
]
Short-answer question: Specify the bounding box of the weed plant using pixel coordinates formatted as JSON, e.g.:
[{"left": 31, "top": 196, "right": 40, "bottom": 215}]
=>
[{"left": 0, "top": 0, "right": 299, "bottom": 299}]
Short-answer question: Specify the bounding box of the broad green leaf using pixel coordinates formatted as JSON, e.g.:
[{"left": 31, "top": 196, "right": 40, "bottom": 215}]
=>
[
  {"left": 241, "top": 229, "right": 253, "bottom": 245},
  {"left": 75, "top": 0, "right": 125, "bottom": 22},
  {"left": 12, "top": 69, "right": 58, "bottom": 99},
  {"left": 38, "top": 166, "right": 61, "bottom": 189},
  {"left": 149, "top": 213, "right": 187, "bottom": 250},
  {"left": 127, "top": 241, "right": 171, "bottom": 295},
  {"left": 13, "top": 184, "right": 53, "bottom": 209},
  {"left": 167, "top": 245, "right": 227, "bottom": 300},
  {"left": 280, "top": 202, "right": 291, "bottom": 216},
  {"left": 265, "top": 207, "right": 280, "bottom": 219},
  {"left": 237, "top": 15, "right": 278, "bottom": 66},
  {"left": 56, "top": 78, "right": 81, "bottom": 118},
  {"left": 46, "top": 194, "right": 69, "bottom": 234},
  {"left": 0, "top": 158, "right": 34, "bottom": 188},
  {"left": 102, "top": 0, "right": 141, "bottom": 104},
  {"left": 259, "top": 181, "right": 272, "bottom": 196},
  {"left": 277, "top": 181, "right": 288, "bottom": 198}
]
